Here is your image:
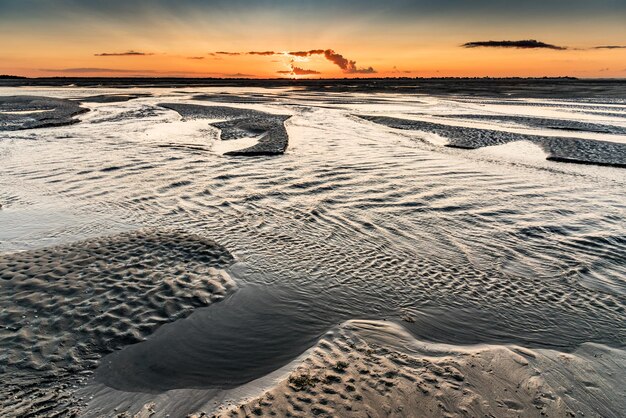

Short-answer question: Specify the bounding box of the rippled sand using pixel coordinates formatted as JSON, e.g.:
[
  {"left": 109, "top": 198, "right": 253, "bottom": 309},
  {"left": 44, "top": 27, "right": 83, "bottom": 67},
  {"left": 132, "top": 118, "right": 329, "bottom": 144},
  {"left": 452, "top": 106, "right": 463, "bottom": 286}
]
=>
[{"left": 0, "top": 84, "right": 625, "bottom": 417}]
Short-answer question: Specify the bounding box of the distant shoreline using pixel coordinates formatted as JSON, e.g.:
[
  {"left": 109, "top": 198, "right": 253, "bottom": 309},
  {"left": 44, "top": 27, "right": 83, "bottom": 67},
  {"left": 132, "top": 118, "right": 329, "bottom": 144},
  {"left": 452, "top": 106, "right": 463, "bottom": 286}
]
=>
[{"left": 2, "top": 76, "right": 625, "bottom": 99}]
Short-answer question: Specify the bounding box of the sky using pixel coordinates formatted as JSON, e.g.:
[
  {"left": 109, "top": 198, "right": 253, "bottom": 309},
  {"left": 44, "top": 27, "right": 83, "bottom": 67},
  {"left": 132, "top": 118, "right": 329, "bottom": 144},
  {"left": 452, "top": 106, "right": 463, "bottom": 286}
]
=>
[{"left": 1, "top": 0, "right": 625, "bottom": 78}]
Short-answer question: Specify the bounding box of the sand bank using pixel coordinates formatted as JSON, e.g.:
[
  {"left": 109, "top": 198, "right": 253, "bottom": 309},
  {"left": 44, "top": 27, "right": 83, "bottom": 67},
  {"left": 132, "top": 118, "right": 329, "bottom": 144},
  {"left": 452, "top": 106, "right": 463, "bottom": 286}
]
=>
[
  {"left": 357, "top": 115, "right": 626, "bottom": 167},
  {"left": 0, "top": 229, "right": 235, "bottom": 416},
  {"left": 439, "top": 114, "right": 626, "bottom": 135},
  {"left": 160, "top": 103, "right": 290, "bottom": 156},
  {"left": 0, "top": 95, "right": 88, "bottom": 130}
]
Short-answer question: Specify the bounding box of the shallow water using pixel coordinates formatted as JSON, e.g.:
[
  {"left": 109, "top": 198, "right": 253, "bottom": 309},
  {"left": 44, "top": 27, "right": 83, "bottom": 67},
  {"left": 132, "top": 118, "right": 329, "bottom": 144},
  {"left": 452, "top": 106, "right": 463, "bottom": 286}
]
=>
[{"left": 0, "top": 86, "right": 625, "bottom": 412}]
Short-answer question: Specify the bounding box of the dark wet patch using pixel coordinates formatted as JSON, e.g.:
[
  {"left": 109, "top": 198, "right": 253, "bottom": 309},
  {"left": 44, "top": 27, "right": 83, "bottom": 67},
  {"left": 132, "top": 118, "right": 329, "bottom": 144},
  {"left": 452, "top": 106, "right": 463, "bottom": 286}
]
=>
[
  {"left": 160, "top": 103, "right": 291, "bottom": 156},
  {"left": 574, "top": 111, "right": 626, "bottom": 119},
  {"left": 94, "top": 285, "right": 333, "bottom": 392},
  {"left": 357, "top": 115, "right": 626, "bottom": 168},
  {"left": 0, "top": 96, "right": 88, "bottom": 131},
  {"left": 438, "top": 114, "right": 626, "bottom": 135},
  {"left": 156, "top": 143, "right": 210, "bottom": 152},
  {"left": 73, "top": 93, "right": 152, "bottom": 103},
  {"left": 191, "top": 93, "right": 278, "bottom": 103}
]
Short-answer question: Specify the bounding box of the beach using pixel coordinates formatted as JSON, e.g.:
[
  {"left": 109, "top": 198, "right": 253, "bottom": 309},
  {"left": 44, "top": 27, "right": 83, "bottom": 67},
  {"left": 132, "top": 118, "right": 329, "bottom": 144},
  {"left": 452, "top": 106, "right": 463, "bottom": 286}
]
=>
[{"left": 0, "top": 80, "right": 625, "bottom": 417}]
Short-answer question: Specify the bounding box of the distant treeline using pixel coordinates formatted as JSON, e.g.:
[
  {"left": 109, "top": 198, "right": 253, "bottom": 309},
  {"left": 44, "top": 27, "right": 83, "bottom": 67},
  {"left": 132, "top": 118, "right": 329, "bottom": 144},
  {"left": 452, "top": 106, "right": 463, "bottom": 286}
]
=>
[{"left": 0, "top": 75, "right": 27, "bottom": 79}]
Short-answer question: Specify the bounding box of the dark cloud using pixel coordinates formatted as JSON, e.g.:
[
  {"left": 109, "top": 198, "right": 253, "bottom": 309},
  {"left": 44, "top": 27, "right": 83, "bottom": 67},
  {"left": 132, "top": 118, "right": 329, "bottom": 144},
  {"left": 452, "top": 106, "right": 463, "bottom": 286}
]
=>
[
  {"left": 187, "top": 56, "right": 205, "bottom": 60},
  {"left": 462, "top": 40, "right": 567, "bottom": 50},
  {"left": 213, "top": 48, "right": 376, "bottom": 74},
  {"left": 292, "top": 66, "right": 320, "bottom": 75},
  {"left": 593, "top": 45, "right": 626, "bottom": 49},
  {"left": 278, "top": 65, "right": 321, "bottom": 76},
  {"left": 214, "top": 51, "right": 273, "bottom": 56},
  {"left": 247, "top": 51, "right": 276, "bottom": 55},
  {"left": 285, "top": 49, "right": 376, "bottom": 73},
  {"left": 288, "top": 49, "right": 325, "bottom": 57},
  {"left": 322, "top": 49, "right": 376, "bottom": 73},
  {"left": 94, "top": 50, "right": 153, "bottom": 56}
]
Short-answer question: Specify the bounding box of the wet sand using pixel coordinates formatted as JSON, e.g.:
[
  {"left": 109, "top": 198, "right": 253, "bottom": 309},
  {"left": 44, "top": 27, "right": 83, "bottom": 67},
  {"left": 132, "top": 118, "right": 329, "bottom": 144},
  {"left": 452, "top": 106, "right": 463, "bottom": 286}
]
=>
[
  {"left": 438, "top": 113, "right": 626, "bottom": 135},
  {"left": 357, "top": 115, "right": 626, "bottom": 167},
  {"left": 0, "top": 83, "right": 625, "bottom": 417},
  {"left": 0, "top": 230, "right": 235, "bottom": 416},
  {"left": 160, "top": 103, "right": 291, "bottom": 155},
  {"left": 75, "top": 320, "right": 625, "bottom": 417},
  {"left": 2, "top": 78, "right": 626, "bottom": 99},
  {"left": 228, "top": 321, "right": 624, "bottom": 418},
  {"left": 0, "top": 96, "right": 88, "bottom": 130}
]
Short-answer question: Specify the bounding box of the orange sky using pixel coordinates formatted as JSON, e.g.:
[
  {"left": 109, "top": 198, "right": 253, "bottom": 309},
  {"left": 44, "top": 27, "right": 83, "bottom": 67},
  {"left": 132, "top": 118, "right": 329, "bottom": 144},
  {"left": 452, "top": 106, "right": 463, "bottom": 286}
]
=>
[{"left": 1, "top": 1, "right": 625, "bottom": 78}]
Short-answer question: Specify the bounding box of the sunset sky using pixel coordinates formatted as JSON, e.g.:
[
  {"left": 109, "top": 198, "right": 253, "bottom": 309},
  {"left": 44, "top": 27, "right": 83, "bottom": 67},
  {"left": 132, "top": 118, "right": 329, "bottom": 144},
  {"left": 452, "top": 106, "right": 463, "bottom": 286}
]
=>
[{"left": 1, "top": 0, "right": 625, "bottom": 78}]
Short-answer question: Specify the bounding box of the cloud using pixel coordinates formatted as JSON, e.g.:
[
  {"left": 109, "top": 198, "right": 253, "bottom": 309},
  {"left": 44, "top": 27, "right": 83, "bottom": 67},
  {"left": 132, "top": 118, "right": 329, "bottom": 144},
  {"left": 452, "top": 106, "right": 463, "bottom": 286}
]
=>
[
  {"left": 288, "top": 49, "right": 325, "bottom": 57},
  {"left": 247, "top": 51, "right": 276, "bottom": 56},
  {"left": 187, "top": 56, "right": 205, "bottom": 60},
  {"left": 391, "top": 66, "right": 414, "bottom": 74},
  {"left": 278, "top": 65, "right": 321, "bottom": 76},
  {"left": 212, "top": 48, "right": 376, "bottom": 74},
  {"left": 94, "top": 50, "right": 153, "bottom": 56},
  {"left": 40, "top": 67, "right": 153, "bottom": 73},
  {"left": 292, "top": 66, "right": 320, "bottom": 75},
  {"left": 213, "top": 50, "right": 276, "bottom": 56},
  {"left": 592, "top": 45, "right": 626, "bottom": 49},
  {"left": 462, "top": 40, "right": 567, "bottom": 50},
  {"left": 39, "top": 68, "right": 255, "bottom": 77},
  {"left": 322, "top": 49, "right": 376, "bottom": 73},
  {"left": 222, "top": 72, "right": 255, "bottom": 77},
  {"left": 287, "top": 49, "right": 376, "bottom": 73}
]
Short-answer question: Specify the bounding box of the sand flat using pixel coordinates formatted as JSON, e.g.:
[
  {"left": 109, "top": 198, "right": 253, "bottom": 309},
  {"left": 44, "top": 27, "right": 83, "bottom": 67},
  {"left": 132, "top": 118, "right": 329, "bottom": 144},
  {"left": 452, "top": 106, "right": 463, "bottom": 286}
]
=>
[{"left": 0, "top": 83, "right": 625, "bottom": 417}]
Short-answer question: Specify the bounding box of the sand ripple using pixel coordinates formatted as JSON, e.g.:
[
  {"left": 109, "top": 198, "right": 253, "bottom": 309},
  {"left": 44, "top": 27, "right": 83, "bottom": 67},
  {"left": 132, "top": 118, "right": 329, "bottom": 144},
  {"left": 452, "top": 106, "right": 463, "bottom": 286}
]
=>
[
  {"left": 0, "top": 229, "right": 234, "bottom": 416},
  {"left": 1, "top": 88, "right": 625, "bottom": 416},
  {"left": 227, "top": 320, "right": 625, "bottom": 418}
]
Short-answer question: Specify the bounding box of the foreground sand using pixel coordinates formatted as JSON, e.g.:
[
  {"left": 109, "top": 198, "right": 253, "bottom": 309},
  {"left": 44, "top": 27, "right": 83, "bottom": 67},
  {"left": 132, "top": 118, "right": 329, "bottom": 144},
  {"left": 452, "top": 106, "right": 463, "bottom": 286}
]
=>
[
  {"left": 1, "top": 86, "right": 625, "bottom": 417},
  {"left": 78, "top": 320, "right": 624, "bottom": 417},
  {"left": 0, "top": 230, "right": 236, "bottom": 416},
  {"left": 219, "top": 321, "right": 624, "bottom": 418}
]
